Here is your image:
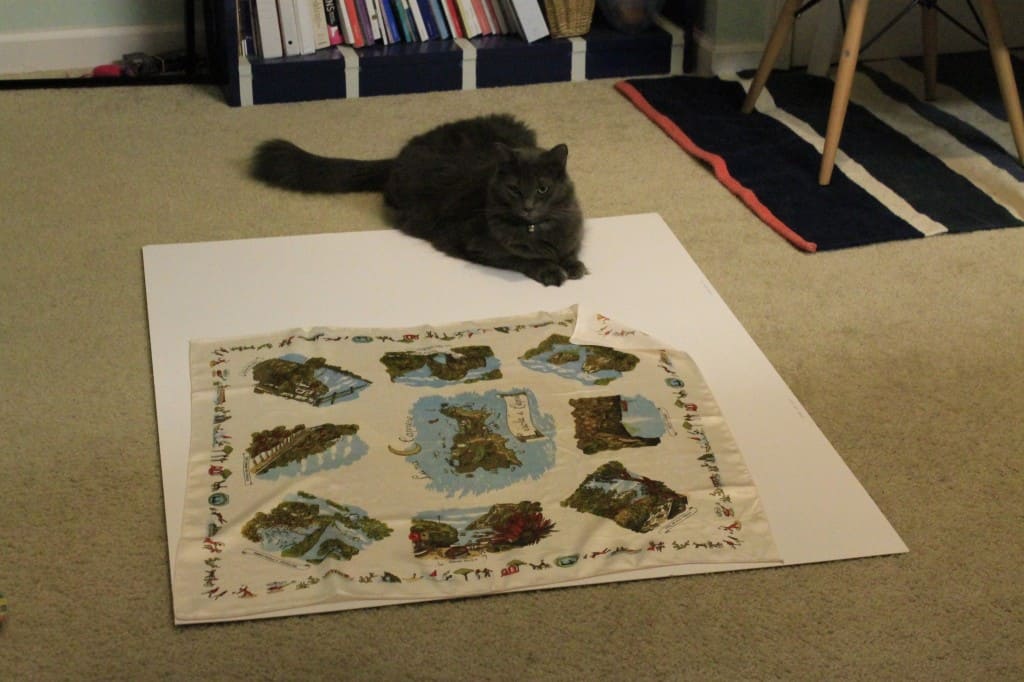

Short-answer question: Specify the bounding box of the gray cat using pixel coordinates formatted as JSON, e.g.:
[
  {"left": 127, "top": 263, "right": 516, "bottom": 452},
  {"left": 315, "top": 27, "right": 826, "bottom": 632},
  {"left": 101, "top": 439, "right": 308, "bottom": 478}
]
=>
[{"left": 250, "top": 114, "right": 587, "bottom": 286}]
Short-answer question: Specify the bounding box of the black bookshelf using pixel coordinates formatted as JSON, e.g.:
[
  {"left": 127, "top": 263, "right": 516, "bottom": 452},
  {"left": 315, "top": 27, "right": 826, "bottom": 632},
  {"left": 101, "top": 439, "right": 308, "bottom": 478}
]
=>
[
  {"left": 212, "top": 0, "right": 682, "bottom": 106},
  {"left": 359, "top": 39, "right": 463, "bottom": 97}
]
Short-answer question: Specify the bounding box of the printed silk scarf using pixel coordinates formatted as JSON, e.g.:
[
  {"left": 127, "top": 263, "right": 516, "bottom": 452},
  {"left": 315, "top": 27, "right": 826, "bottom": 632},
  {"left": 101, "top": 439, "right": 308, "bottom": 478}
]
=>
[{"left": 174, "top": 307, "right": 779, "bottom": 621}]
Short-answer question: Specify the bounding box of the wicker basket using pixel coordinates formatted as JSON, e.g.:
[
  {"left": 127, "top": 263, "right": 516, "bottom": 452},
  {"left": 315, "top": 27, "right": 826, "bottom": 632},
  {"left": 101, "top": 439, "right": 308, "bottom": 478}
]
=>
[{"left": 543, "top": 0, "right": 596, "bottom": 38}]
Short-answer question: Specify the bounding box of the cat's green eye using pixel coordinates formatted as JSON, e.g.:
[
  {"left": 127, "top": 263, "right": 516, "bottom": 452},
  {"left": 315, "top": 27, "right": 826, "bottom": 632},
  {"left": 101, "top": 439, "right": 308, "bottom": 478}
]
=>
[{"left": 536, "top": 184, "right": 549, "bottom": 195}]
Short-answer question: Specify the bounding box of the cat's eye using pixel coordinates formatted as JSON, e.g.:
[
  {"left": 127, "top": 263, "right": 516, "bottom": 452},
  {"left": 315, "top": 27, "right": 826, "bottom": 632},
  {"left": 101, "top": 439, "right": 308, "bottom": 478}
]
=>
[
  {"left": 536, "top": 184, "right": 549, "bottom": 195},
  {"left": 507, "top": 183, "right": 521, "bottom": 197}
]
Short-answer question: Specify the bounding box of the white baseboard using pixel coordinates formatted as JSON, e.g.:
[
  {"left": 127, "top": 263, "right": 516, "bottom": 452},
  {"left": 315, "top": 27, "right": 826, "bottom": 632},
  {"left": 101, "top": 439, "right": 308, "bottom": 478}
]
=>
[
  {"left": 0, "top": 24, "right": 186, "bottom": 76},
  {"left": 691, "top": 29, "right": 769, "bottom": 77}
]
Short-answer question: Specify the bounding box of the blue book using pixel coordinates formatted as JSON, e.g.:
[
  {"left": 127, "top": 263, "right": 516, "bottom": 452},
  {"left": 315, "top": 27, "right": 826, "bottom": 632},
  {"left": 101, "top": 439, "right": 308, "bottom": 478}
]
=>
[
  {"left": 391, "top": 0, "right": 415, "bottom": 42},
  {"left": 427, "top": 0, "right": 450, "bottom": 39},
  {"left": 377, "top": 0, "right": 401, "bottom": 42},
  {"left": 417, "top": 0, "right": 439, "bottom": 39}
]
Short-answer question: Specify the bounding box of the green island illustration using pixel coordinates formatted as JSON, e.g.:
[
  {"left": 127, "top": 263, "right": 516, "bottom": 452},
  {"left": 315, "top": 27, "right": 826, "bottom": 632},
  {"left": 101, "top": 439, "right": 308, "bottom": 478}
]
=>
[
  {"left": 520, "top": 334, "right": 640, "bottom": 385},
  {"left": 380, "top": 345, "right": 502, "bottom": 385},
  {"left": 440, "top": 403, "right": 522, "bottom": 473},
  {"left": 409, "top": 501, "right": 556, "bottom": 560},
  {"left": 242, "top": 492, "right": 391, "bottom": 563},
  {"left": 246, "top": 423, "right": 359, "bottom": 475},
  {"left": 252, "top": 354, "right": 370, "bottom": 406},
  {"left": 569, "top": 395, "right": 662, "bottom": 454},
  {"left": 562, "top": 461, "right": 688, "bottom": 533},
  {"left": 403, "top": 389, "right": 554, "bottom": 497}
]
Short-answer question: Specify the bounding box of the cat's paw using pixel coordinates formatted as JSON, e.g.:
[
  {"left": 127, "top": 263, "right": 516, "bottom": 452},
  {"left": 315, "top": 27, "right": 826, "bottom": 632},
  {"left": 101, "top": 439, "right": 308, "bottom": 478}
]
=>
[
  {"left": 528, "top": 262, "right": 569, "bottom": 287},
  {"left": 561, "top": 259, "right": 588, "bottom": 280}
]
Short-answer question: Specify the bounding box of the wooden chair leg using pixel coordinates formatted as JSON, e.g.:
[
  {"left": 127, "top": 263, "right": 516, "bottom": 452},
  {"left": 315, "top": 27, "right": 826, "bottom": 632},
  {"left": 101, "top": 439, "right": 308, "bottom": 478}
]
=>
[
  {"left": 921, "top": 2, "right": 938, "bottom": 100},
  {"left": 975, "top": 0, "right": 1024, "bottom": 164},
  {"left": 819, "top": 0, "right": 871, "bottom": 185},
  {"left": 742, "top": 0, "right": 805, "bottom": 114}
]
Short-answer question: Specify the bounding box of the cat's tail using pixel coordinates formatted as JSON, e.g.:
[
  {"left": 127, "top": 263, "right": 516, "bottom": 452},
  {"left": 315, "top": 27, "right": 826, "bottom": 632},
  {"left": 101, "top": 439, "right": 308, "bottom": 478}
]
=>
[{"left": 250, "top": 139, "right": 393, "bottom": 193}]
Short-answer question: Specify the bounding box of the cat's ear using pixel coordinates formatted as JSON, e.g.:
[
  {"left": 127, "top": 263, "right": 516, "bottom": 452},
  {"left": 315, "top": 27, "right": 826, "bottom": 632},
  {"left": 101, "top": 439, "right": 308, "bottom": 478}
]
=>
[
  {"left": 494, "top": 142, "right": 517, "bottom": 164},
  {"left": 546, "top": 144, "right": 569, "bottom": 169}
]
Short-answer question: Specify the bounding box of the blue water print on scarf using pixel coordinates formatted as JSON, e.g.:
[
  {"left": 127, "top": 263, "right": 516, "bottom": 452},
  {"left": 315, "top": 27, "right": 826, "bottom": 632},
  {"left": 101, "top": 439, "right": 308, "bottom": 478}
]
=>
[
  {"left": 402, "top": 388, "right": 555, "bottom": 498},
  {"left": 255, "top": 432, "right": 369, "bottom": 481},
  {"left": 409, "top": 501, "right": 555, "bottom": 560},
  {"left": 379, "top": 346, "right": 502, "bottom": 387},
  {"left": 519, "top": 334, "right": 639, "bottom": 386},
  {"left": 252, "top": 353, "right": 371, "bottom": 407},
  {"left": 242, "top": 492, "right": 391, "bottom": 564}
]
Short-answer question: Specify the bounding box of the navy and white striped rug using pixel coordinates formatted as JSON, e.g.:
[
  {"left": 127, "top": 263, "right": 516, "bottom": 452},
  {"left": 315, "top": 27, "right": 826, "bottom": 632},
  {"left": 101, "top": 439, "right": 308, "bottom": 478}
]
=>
[{"left": 617, "top": 50, "right": 1023, "bottom": 252}]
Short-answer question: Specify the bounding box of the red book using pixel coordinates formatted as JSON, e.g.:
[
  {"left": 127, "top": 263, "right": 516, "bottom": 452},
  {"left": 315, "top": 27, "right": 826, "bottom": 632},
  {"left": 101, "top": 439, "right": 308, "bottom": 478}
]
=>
[
  {"left": 470, "top": 0, "right": 492, "bottom": 34},
  {"left": 442, "top": 0, "right": 464, "bottom": 38},
  {"left": 343, "top": 0, "right": 366, "bottom": 46}
]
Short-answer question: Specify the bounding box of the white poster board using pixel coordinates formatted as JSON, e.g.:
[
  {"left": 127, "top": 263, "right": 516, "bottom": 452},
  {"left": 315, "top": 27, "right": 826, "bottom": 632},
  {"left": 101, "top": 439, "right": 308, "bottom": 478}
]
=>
[{"left": 143, "top": 213, "right": 906, "bottom": 623}]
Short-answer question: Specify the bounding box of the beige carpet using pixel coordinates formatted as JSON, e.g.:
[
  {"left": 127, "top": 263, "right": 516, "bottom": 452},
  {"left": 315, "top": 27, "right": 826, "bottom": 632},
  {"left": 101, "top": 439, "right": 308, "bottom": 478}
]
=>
[{"left": 2, "top": 78, "right": 1022, "bottom": 679}]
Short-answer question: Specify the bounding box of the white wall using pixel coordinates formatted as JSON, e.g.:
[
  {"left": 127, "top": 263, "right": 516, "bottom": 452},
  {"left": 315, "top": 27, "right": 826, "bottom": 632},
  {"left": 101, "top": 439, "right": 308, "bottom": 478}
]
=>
[
  {"left": 791, "top": 1, "right": 1024, "bottom": 69},
  {"left": 4, "top": 1, "right": 1021, "bottom": 77},
  {"left": 697, "top": 0, "right": 1024, "bottom": 76},
  {"left": 0, "top": 0, "right": 186, "bottom": 75},
  {"left": 691, "top": 0, "right": 780, "bottom": 76}
]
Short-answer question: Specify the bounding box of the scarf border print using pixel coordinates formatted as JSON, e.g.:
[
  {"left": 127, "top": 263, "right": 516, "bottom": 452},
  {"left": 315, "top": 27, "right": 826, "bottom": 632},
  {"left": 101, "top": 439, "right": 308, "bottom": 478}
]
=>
[{"left": 176, "top": 307, "right": 778, "bottom": 621}]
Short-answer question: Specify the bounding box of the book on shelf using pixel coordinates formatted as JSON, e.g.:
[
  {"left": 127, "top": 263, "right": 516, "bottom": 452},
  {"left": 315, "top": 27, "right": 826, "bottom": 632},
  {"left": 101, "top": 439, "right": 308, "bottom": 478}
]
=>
[
  {"left": 342, "top": 0, "right": 366, "bottom": 46},
  {"left": 242, "top": 0, "right": 563, "bottom": 56},
  {"left": 472, "top": 0, "right": 494, "bottom": 35},
  {"left": 497, "top": 0, "right": 518, "bottom": 37},
  {"left": 307, "top": 0, "right": 333, "bottom": 48},
  {"left": 336, "top": 1, "right": 356, "bottom": 44},
  {"left": 488, "top": 0, "right": 508, "bottom": 34},
  {"left": 293, "top": 0, "right": 320, "bottom": 54},
  {"left": 376, "top": 0, "right": 400, "bottom": 43},
  {"left": 253, "top": 0, "right": 284, "bottom": 58},
  {"left": 321, "top": 0, "right": 344, "bottom": 45},
  {"left": 276, "top": 0, "right": 302, "bottom": 55},
  {"left": 354, "top": 0, "right": 376, "bottom": 45},
  {"left": 440, "top": 0, "right": 465, "bottom": 38},
  {"left": 365, "top": 0, "right": 384, "bottom": 42},
  {"left": 415, "top": 0, "right": 439, "bottom": 40},
  {"left": 424, "top": 0, "right": 443, "bottom": 39},
  {"left": 405, "top": 0, "right": 425, "bottom": 41},
  {"left": 406, "top": 0, "right": 429, "bottom": 41},
  {"left": 503, "top": 0, "right": 526, "bottom": 38},
  {"left": 392, "top": 0, "right": 415, "bottom": 42},
  {"left": 385, "top": 0, "right": 403, "bottom": 41},
  {"left": 427, "top": 0, "right": 451, "bottom": 39},
  {"left": 508, "top": 0, "right": 548, "bottom": 43},
  {"left": 454, "top": 0, "right": 482, "bottom": 37},
  {"left": 360, "top": 0, "right": 376, "bottom": 45},
  {"left": 237, "top": 0, "right": 256, "bottom": 56}
]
